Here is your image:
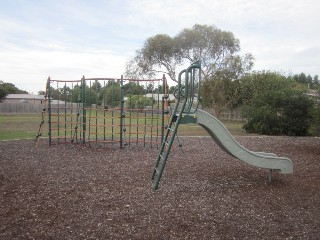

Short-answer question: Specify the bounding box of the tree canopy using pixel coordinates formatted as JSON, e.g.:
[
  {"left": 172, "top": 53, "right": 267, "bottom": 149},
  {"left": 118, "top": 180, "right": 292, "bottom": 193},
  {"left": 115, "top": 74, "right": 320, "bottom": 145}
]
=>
[
  {"left": 0, "top": 81, "right": 28, "bottom": 102},
  {"left": 125, "top": 24, "right": 254, "bottom": 82}
]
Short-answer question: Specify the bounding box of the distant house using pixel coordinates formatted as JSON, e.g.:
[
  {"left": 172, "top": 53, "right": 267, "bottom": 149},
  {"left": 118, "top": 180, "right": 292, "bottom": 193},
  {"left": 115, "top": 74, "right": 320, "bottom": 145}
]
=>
[
  {"left": 145, "top": 93, "right": 175, "bottom": 101},
  {"left": 3, "top": 94, "right": 44, "bottom": 104},
  {"left": 50, "top": 100, "right": 66, "bottom": 105}
]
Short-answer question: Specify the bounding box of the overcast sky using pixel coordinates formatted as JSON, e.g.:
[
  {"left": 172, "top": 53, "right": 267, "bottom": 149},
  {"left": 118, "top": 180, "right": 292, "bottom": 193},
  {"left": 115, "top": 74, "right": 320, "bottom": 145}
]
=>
[{"left": 1, "top": 0, "right": 319, "bottom": 94}]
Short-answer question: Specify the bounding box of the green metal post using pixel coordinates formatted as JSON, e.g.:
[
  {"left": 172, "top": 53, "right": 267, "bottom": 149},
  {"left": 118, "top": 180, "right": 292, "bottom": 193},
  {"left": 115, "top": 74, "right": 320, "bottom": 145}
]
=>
[
  {"left": 95, "top": 80, "right": 98, "bottom": 143},
  {"left": 57, "top": 81, "right": 60, "bottom": 143},
  {"left": 120, "top": 75, "right": 124, "bottom": 148},
  {"left": 64, "top": 83, "right": 67, "bottom": 141},
  {"left": 103, "top": 81, "right": 106, "bottom": 144},
  {"left": 150, "top": 81, "right": 154, "bottom": 148},
  {"left": 81, "top": 76, "right": 86, "bottom": 145},
  {"left": 156, "top": 81, "right": 160, "bottom": 146},
  {"left": 144, "top": 82, "right": 147, "bottom": 147},
  {"left": 70, "top": 82, "right": 74, "bottom": 141},
  {"left": 76, "top": 83, "right": 81, "bottom": 142},
  {"left": 161, "top": 74, "right": 166, "bottom": 144},
  {"left": 112, "top": 80, "right": 114, "bottom": 143},
  {"left": 129, "top": 82, "right": 132, "bottom": 147},
  {"left": 88, "top": 81, "right": 92, "bottom": 145},
  {"left": 161, "top": 96, "right": 165, "bottom": 145},
  {"left": 47, "top": 77, "right": 52, "bottom": 146},
  {"left": 136, "top": 87, "right": 139, "bottom": 145}
]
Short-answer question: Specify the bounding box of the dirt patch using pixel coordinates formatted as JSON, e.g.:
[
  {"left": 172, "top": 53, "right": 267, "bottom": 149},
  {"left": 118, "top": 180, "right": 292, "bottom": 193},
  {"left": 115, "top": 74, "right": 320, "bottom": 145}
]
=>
[{"left": 0, "top": 136, "right": 319, "bottom": 239}]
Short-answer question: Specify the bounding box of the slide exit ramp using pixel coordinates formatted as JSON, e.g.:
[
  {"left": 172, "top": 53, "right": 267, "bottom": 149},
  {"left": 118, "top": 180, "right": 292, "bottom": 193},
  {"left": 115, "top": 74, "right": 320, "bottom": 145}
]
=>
[{"left": 196, "top": 109, "right": 293, "bottom": 174}]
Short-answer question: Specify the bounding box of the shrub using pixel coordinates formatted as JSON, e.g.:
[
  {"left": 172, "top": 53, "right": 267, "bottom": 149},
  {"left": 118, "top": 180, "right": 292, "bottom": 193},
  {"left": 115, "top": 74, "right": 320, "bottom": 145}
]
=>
[
  {"left": 126, "top": 95, "right": 154, "bottom": 109},
  {"left": 243, "top": 89, "right": 314, "bottom": 136}
]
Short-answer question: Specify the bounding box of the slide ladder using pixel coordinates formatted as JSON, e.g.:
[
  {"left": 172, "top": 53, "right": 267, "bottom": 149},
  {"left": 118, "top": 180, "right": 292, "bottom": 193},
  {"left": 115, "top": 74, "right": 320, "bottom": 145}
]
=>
[
  {"left": 150, "top": 106, "right": 182, "bottom": 191},
  {"left": 151, "top": 61, "right": 201, "bottom": 191}
]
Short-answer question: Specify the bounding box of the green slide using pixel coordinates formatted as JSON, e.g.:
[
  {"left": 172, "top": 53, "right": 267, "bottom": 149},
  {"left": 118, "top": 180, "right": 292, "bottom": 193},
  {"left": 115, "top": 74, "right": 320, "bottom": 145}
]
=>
[{"left": 196, "top": 109, "right": 293, "bottom": 174}]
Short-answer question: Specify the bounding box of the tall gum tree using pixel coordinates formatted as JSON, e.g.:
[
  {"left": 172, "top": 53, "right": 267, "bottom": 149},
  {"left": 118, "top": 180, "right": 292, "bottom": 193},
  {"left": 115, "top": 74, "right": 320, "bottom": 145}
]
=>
[
  {"left": 125, "top": 24, "right": 254, "bottom": 116},
  {"left": 125, "top": 24, "right": 254, "bottom": 82}
]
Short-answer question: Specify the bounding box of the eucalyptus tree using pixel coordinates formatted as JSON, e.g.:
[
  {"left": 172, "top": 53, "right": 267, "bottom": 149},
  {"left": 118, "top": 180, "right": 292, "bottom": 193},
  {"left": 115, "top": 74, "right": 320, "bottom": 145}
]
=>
[
  {"left": 175, "top": 24, "right": 253, "bottom": 81},
  {"left": 125, "top": 34, "right": 182, "bottom": 81},
  {"left": 125, "top": 24, "right": 254, "bottom": 115},
  {"left": 125, "top": 24, "right": 254, "bottom": 83}
]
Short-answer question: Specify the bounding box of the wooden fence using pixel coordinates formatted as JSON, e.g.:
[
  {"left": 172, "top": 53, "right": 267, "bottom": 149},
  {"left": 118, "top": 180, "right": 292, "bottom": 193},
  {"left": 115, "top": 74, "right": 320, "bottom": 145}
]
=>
[
  {"left": 218, "top": 108, "right": 244, "bottom": 121},
  {"left": 199, "top": 108, "right": 244, "bottom": 121},
  {"left": 0, "top": 103, "right": 43, "bottom": 113},
  {"left": 0, "top": 103, "right": 244, "bottom": 121}
]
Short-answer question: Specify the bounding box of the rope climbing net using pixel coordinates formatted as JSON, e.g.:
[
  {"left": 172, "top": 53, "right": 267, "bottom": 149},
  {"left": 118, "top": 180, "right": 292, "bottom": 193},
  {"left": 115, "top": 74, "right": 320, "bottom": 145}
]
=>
[{"left": 35, "top": 75, "right": 170, "bottom": 149}]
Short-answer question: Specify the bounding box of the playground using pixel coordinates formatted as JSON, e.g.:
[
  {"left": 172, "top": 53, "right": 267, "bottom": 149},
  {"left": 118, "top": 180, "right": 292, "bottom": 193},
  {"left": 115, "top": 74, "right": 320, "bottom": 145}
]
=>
[
  {"left": 1, "top": 62, "right": 319, "bottom": 238},
  {"left": 0, "top": 136, "right": 319, "bottom": 239}
]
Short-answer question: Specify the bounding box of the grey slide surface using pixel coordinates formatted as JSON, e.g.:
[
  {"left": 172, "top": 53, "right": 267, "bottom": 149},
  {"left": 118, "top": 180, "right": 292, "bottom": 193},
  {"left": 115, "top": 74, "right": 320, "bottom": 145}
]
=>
[{"left": 195, "top": 109, "right": 293, "bottom": 174}]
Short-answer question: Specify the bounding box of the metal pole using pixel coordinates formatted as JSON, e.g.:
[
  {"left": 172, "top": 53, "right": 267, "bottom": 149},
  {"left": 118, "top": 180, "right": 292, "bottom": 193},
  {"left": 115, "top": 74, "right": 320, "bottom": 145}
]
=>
[
  {"left": 103, "top": 81, "right": 106, "bottom": 144},
  {"left": 95, "top": 80, "right": 98, "bottom": 143},
  {"left": 136, "top": 86, "right": 139, "bottom": 145},
  {"left": 47, "top": 77, "right": 52, "bottom": 146},
  {"left": 120, "top": 75, "right": 124, "bottom": 148},
  {"left": 150, "top": 81, "right": 154, "bottom": 148},
  {"left": 70, "top": 82, "right": 74, "bottom": 141},
  {"left": 88, "top": 81, "right": 92, "bottom": 146},
  {"left": 268, "top": 169, "right": 273, "bottom": 183},
  {"left": 128, "top": 82, "right": 132, "bottom": 147},
  {"left": 112, "top": 80, "right": 114, "bottom": 143},
  {"left": 57, "top": 81, "right": 60, "bottom": 143},
  {"left": 156, "top": 81, "right": 160, "bottom": 147},
  {"left": 143, "top": 81, "right": 147, "bottom": 147},
  {"left": 64, "top": 82, "right": 67, "bottom": 141},
  {"left": 81, "top": 76, "right": 86, "bottom": 145},
  {"left": 161, "top": 74, "right": 166, "bottom": 144}
]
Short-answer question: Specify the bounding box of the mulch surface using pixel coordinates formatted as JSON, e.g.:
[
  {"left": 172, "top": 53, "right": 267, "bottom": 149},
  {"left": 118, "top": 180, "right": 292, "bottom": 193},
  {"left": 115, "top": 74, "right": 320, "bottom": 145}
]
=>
[{"left": 0, "top": 136, "right": 319, "bottom": 239}]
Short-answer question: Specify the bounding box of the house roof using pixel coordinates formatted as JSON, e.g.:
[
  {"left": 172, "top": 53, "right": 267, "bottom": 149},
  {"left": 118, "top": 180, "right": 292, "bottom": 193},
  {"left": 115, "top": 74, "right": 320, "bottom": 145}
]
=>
[{"left": 5, "top": 94, "right": 44, "bottom": 100}]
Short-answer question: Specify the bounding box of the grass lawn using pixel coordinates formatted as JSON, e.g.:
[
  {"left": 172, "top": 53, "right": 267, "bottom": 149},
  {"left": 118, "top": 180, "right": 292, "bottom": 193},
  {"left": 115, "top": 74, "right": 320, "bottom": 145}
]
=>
[
  {"left": 0, "top": 114, "right": 41, "bottom": 141},
  {"left": 177, "top": 120, "right": 248, "bottom": 137},
  {"left": 0, "top": 113, "right": 249, "bottom": 141}
]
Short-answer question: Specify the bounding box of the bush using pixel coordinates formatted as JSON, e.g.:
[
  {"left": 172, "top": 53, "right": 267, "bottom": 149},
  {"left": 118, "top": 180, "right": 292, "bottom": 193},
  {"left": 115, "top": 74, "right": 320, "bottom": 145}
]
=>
[
  {"left": 126, "top": 95, "right": 154, "bottom": 109},
  {"left": 243, "top": 89, "right": 314, "bottom": 136},
  {"left": 309, "top": 100, "right": 320, "bottom": 136}
]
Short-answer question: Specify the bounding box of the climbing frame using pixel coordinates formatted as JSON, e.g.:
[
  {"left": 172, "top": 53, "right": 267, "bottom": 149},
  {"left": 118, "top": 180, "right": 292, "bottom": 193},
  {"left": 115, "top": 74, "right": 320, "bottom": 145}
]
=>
[{"left": 37, "top": 75, "right": 168, "bottom": 148}]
